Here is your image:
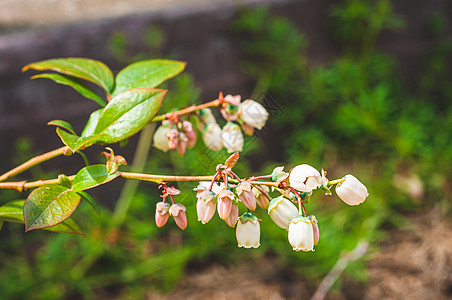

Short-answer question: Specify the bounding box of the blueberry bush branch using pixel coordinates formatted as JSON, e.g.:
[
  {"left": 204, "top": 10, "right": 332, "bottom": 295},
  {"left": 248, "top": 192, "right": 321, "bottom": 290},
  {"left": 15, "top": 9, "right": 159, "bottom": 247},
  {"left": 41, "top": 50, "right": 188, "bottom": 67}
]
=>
[{"left": 0, "top": 57, "right": 369, "bottom": 253}]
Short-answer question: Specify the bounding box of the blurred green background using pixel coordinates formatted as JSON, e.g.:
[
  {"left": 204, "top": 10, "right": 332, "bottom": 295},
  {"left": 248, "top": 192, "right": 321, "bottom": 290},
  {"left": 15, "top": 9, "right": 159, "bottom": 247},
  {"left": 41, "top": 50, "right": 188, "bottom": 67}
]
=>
[{"left": 1, "top": 0, "right": 452, "bottom": 299}]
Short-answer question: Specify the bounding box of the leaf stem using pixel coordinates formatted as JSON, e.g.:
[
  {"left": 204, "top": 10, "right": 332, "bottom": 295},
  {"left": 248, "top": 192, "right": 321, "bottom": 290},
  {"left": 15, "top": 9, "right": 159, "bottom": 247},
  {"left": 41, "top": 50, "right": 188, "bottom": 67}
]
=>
[
  {"left": 0, "top": 146, "right": 69, "bottom": 182},
  {"left": 151, "top": 98, "right": 221, "bottom": 122}
]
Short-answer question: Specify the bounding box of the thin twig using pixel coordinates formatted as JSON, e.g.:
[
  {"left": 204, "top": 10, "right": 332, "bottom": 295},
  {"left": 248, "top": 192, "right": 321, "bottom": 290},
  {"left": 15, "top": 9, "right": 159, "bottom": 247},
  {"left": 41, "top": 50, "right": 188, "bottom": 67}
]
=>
[
  {"left": 151, "top": 98, "right": 221, "bottom": 122},
  {"left": 0, "top": 146, "right": 68, "bottom": 182}
]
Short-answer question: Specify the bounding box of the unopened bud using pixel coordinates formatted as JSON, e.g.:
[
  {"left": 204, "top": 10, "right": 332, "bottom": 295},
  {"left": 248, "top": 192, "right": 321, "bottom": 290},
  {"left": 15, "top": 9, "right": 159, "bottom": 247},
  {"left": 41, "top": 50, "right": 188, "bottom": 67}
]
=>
[
  {"left": 197, "top": 190, "right": 217, "bottom": 224},
  {"left": 155, "top": 202, "right": 170, "bottom": 228},
  {"left": 167, "top": 129, "right": 179, "bottom": 150},
  {"left": 182, "top": 121, "right": 197, "bottom": 148},
  {"left": 253, "top": 185, "right": 270, "bottom": 209},
  {"left": 236, "top": 182, "right": 256, "bottom": 211},
  {"left": 217, "top": 190, "right": 235, "bottom": 220},
  {"left": 225, "top": 202, "right": 239, "bottom": 228},
  {"left": 170, "top": 203, "right": 187, "bottom": 230}
]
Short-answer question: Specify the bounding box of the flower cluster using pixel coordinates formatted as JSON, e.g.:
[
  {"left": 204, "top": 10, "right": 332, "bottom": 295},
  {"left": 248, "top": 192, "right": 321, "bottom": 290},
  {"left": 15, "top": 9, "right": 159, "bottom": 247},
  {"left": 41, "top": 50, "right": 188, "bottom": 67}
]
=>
[
  {"left": 153, "top": 153, "right": 369, "bottom": 252},
  {"left": 154, "top": 183, "right": 187, "bottom": 230},
  {"left": 153, "top": 92, "right": 269, "bottom": 154}
]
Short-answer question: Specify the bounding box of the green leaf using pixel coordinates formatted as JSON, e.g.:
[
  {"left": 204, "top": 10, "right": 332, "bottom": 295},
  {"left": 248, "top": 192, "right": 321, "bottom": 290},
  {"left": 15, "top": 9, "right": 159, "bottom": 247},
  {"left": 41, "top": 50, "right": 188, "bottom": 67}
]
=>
[
  {"left": 33, "top": 73, "right": 106, "bottom": 107},
  {"left": 56, "top": 128, "right": 101, "bottom": 152},
  {"left": 94, "top": 88, "right": 166, "bottom": 144},
  {"left": 78, "top": 191, "right": 101, "bottom": 215},
  {"left": 82, "top": 109, "right": 103, "bottom": 137},
  {"left": 58, "top": 174, "right": 72, "bottom": 188},
  {"left": 0, "top": 221, "right": 3, "bottom": 231},
  {"left": 0, "top": 200, "right": 24, "bottom": 223},
  {"left": 113, "top": 59, "right": 185, "bottom": 96},
  {"left": 45, "top": 217, "right": 84, "bottom": 236},
  {"left": 23, "top": 186, "right": 81, "bottom": 231},
  {"left": 71, "top": 165, "right": 119, "bottom": 192},
  {"left": 23, "top": 58, "right": 114, "bottom": 95},
  {"left": 0, "top": 200, "right": 83, "bottom": 236},
  {"left": 48, "top": 120, "right": 77, "bottom": 135}
]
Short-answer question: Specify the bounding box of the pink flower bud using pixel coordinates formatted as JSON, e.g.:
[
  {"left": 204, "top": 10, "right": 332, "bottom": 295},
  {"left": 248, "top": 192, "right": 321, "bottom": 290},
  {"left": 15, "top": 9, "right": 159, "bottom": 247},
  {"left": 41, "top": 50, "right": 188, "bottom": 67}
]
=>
[
  {"left": 224, "top": 94, "right": 241, "bottom": 106},
  {"left": 253, "top": 185, "right": 270, "bottom": 209},
  {"left": 167, "top": 129, "right": 179, "bottom": 150},
  {"left": 155, "top": 202, "right": 170, "bottom": 228},
  {"left": 176, "top": 132, "right": 188, "bottom": 156},
  {"left": 169, "top": 204, "right": 187, "bottom": 230},
  {"left": 309, "top": 215, "right": 319, "bottom": 245},
  {"left": 236, "top": 182, "right": 256, "bottom": 211},
  {"left": 217, "top": 190, "right": 235, "bottom": 220},
  {"left": 268, "top": 196, "right": 299, "bottom": 230},
  {"left": 238, "top": 99, "right": 269, "bottom": 130},
  {"left": 288, "top": 216, "right": 315, "bottom": 252},
  {"left": 182, "top": 121, "right": 197, "bottom": 148},
  {"left": 236, "top": 212, "right": 260, "bottom": 248},
  {"left": 225, "top": 202, "right": 239, "bottom": 228},
  {"left": 289, "top": 164, "right": 323, "bottom": 192},
  {"left": 197, "top": 191, "right": 216, "bottom": 224},
  {"left": 335, "top": 174, "right": 369, "bottom": 205}
]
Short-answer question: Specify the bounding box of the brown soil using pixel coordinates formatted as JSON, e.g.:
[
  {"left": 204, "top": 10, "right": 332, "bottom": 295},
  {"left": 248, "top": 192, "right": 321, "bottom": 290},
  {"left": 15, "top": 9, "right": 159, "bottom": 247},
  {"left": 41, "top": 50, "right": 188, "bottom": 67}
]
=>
[{"left": 147, "top": 209, "right": 452, "bottom": 300}]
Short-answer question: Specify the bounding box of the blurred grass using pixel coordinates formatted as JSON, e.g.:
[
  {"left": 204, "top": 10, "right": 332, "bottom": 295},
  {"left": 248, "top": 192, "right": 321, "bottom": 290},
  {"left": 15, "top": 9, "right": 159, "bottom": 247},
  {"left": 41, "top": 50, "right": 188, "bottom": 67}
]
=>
[{"left": 1, "top": 0, "right": 452, "bottom": 298}]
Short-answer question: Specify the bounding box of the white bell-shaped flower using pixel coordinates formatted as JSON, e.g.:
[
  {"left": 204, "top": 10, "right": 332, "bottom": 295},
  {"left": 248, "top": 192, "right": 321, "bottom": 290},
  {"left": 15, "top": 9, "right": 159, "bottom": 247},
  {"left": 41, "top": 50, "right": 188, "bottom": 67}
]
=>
[
  {"left": 153, "top": 124, "right": 171, "bottom": 152},
  {"left": 236, "top": 212, "right": 260, "bottom": 248},
  {"left": 267, "top": 196, "right": 299, "bottom": 230},
  {"left": 335, "top": 174, "right": 369, "bottom": 205},
  {"left": 202, "top": 123, "right": 223, "bottom": 151},
  {"left": 288, "top": 216, "right": 315, "bottom": 252},
  {"left": 221, "top": 122, "right": 244, "bottom": 153},
  {"left": 238, "top": 99, "right": 269, "bottom": 130},
  {"left": 289, "top": 164, "right": 322, "bottom": 192}
]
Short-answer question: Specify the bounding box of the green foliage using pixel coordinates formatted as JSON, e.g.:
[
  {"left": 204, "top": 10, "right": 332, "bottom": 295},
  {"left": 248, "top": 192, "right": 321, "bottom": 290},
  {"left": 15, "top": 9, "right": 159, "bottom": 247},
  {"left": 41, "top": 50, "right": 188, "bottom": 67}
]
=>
[
  {"left": 32, "top": 73, "right": 107, "bottom": 107},
  {"left": 234, "top": 0, "right": 452, "bottom": 287},
  {"left": 1, "top": 200, "right": 84, "bottom": 235},
  {"left": 94, "top": 88, "right": 166, "bottom": 144},
  {"left": 72, "top": 165, "right": 119, "bottom": 192},
  {"left": 23, "top": 58, "right": 115, "bottom": 95},
  {"left": 23, "top": 185, "right": 81, "bottom": 231},
  {"left": 112, "top": 59, "right": 186, "bottom": 96}
]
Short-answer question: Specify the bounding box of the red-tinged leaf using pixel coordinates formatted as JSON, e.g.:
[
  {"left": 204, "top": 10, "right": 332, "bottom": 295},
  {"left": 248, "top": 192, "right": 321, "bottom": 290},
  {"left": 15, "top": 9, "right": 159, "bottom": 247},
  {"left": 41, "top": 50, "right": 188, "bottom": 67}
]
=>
[
  {"left": 24, "top": 185, "right": 81, "bottom": 231},
  {"left": 48, "top": 120, "right": 77, "bottom": 135},
  {"left": 0, "top": 200, "right": 84, "bottom": 236},
  {"left": 224, "top": 152, "right": 240, "bottom": 169}
]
